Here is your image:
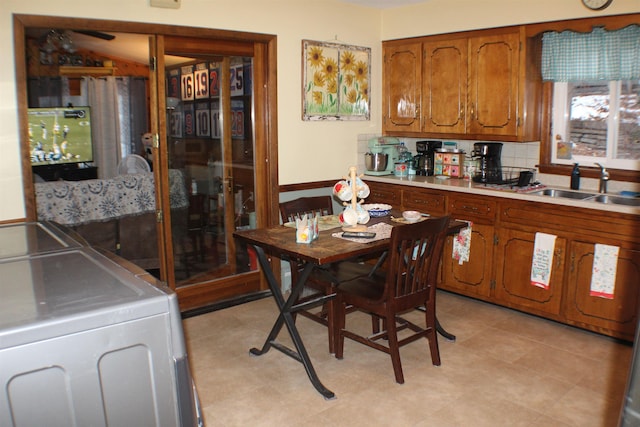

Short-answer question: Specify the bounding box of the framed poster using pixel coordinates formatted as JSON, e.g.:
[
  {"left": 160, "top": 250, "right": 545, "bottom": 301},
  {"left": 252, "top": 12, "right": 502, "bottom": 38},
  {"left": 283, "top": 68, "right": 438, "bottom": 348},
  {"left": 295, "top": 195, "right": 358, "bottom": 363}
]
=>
[{"left": 302, "top": 39, "right": 370, "bottom": 121}]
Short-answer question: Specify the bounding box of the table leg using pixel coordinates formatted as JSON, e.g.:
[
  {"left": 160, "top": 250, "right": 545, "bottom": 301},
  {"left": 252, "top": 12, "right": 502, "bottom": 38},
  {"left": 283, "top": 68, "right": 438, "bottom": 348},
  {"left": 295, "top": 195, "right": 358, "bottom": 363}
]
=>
[
  {"left": 415, "top": 306, "right": 456, "bottom": 342},
  {"left": 435, "top": 317, "right": 456, "bottom": 342},
  {"left": 248, "top": 245, "right": 336, "bottom": 399}
]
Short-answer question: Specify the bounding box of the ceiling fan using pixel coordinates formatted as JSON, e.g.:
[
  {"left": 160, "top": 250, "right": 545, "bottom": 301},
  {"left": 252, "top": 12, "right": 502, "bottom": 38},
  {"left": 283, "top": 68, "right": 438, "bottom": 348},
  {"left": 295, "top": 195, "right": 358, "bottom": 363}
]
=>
[
  {"left": 72, "top": 30, "right": 115, "bottom": 41},
  {"left": 35, "top": 28, "right": 116, "bottom": 55}
]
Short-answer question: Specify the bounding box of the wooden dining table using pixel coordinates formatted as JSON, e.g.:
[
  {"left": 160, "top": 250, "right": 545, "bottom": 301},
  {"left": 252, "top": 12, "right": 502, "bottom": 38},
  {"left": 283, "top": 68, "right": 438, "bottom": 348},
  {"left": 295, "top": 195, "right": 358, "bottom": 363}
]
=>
[{"left": 233, "top": 214, "right": 467, "bottom": 399}]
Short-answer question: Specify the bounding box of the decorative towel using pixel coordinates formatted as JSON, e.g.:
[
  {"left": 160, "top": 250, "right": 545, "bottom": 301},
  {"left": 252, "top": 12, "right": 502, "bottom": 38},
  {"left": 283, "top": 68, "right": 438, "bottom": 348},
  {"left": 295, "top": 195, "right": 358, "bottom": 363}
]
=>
[
  {"left": 452, "top": 222, "right": 472, "bottom": 265},
  {"left": 530, "top": 232, "right": 557, "bottom": 289},
  {"left": 590, "top": 244, "right": 619, "bottom": 299}
]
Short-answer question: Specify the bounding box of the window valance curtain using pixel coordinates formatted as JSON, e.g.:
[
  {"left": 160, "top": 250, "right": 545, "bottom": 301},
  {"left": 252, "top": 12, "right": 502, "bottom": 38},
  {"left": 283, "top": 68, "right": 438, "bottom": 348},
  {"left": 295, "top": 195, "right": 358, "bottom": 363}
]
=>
[{"left": 541, "top": 25, "right": 640, "bottom": 81}]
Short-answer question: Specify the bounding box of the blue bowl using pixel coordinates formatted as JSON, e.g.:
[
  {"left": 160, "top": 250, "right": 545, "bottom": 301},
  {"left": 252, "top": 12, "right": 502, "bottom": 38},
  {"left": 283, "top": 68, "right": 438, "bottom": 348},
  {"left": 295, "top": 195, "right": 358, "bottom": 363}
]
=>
[{"left": 362, "top": 203, "right": 392, "bottom": 217}]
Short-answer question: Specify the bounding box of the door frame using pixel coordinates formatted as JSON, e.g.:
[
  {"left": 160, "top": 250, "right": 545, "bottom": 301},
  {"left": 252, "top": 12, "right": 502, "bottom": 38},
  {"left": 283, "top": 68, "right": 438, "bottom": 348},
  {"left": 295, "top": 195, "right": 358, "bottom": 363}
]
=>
[{"left": 13, "top": 14, "right": 280, "bottom": 310}]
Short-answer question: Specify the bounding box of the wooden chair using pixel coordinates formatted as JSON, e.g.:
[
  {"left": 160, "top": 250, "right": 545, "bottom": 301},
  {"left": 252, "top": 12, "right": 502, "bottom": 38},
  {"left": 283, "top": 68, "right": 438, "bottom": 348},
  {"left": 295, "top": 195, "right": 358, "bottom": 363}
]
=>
[
  {"left": 279, "top": 196, "right": 334, "bottom": 224},
  {"left": 333, "top": 216, "right": 450, "bottom": 384},
  {"left": 279, "top": 196, "right": 382, "bottom": 353}
]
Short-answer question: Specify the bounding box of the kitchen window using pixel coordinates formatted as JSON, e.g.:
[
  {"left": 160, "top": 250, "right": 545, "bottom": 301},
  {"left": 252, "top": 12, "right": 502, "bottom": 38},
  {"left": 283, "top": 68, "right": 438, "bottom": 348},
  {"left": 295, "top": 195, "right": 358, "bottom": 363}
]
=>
[
  {"left": 551, "top": 79, "right": 640, "bottom": 171},
  {"left": 542, "top": 25, "right": 640, "bottom": 172}
]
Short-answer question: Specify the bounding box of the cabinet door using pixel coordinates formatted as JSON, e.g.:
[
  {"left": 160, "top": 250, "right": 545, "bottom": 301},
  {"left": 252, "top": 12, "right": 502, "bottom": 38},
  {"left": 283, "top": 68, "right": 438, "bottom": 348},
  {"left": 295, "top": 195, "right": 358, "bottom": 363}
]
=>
[
  {"left": 441, "top": 223, "right": 494, "bottom": 298},
  {"left": 468, "top": 32, "right": 519, "bottom": 137},
  {"left": 422, "top": 39, "right": 467, "bottom": 134},
  {"left": 494, "top": 228, "right": 566, "bottom": 316},
  {"left": 564, "top": 241, "right": 640, "bottom": 340},
  {"left": 383, "top": 43, "right": 422, "bottom": 132}
]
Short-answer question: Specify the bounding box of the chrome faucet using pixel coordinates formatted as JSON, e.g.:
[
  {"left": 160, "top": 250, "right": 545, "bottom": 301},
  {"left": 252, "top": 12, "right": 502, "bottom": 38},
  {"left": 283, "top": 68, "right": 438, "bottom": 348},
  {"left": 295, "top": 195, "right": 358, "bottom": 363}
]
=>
[{"left": 595, "top": 163, "right": 609, "bottom": 193}]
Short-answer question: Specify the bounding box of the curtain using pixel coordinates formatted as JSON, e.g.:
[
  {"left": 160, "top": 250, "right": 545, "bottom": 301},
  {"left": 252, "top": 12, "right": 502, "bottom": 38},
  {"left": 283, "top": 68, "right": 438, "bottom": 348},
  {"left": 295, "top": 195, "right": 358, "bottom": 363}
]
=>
[
  {"left": 82, "top": 77, "right": 122, "bottom": 179},
  {"left": 126, "top": 78, "right": 150, "bottom": 158},
  {"left": 541, "top": 25, "right": 640, "bottom": 81}
]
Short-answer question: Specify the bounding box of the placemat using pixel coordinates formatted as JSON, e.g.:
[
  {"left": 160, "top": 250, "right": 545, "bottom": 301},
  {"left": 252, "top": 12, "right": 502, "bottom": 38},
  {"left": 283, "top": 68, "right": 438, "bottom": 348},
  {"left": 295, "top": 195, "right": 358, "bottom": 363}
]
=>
[
  {"left": 390, "top": 215, "right": 429, "bottom": 224},
  {"left": 331, "top": 222, "right": 393, "bottom": 243},
  {"left": 283, "top": 214, "right": 341, "bottom": 231}
]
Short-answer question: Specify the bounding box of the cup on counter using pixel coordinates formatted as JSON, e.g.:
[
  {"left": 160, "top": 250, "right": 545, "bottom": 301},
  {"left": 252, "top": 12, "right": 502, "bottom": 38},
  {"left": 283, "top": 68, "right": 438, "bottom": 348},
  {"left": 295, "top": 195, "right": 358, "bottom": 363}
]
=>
[{"left": 394, "top": 162, "right": 408, "bottom": 177}]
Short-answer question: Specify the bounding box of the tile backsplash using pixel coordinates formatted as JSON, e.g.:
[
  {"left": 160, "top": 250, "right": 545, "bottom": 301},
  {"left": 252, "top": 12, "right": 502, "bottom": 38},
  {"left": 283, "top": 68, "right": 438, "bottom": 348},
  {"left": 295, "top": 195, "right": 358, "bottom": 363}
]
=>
[
  {"left": 356, "top": 134, "right": 640, "bottom": 193},
  {"left": 357, "top": 135, "right": 539, "bottom": 173}
]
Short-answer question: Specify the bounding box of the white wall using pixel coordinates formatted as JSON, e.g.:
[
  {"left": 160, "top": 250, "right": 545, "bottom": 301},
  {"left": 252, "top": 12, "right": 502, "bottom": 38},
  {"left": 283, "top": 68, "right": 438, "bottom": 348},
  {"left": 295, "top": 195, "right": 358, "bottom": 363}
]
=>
[
  {"left": 382, "top": 0, "right": 640, "bottom": 39},
  {"left": 1, "top": 0, "right": 638, "bottom": 222}
]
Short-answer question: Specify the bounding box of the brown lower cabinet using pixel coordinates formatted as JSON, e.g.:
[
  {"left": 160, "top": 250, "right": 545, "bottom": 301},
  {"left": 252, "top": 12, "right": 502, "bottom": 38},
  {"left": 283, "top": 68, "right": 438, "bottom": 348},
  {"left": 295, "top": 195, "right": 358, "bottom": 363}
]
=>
[
  {"left": 367, "top": 180, "right": 640, "bottom": 341},
  {"left": 565, "top": 241, "right": 640, "bottom": 339},
  {"left": 494, "top": 227, "right": 567, "bottom": 316}
]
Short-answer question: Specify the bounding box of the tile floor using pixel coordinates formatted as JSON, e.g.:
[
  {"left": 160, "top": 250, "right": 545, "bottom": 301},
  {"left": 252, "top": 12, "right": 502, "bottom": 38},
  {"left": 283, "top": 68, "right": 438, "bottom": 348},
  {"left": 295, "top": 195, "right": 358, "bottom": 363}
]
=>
[{"left": 183, "top": 290, "right": 633, "bottom": 427}]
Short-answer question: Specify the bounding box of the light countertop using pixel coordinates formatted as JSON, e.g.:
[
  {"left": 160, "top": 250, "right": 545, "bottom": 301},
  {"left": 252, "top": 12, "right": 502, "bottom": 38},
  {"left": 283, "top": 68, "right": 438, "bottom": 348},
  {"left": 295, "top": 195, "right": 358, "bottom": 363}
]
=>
[{"left": 364, "top": 174, "right": 640, "bottom": 216}]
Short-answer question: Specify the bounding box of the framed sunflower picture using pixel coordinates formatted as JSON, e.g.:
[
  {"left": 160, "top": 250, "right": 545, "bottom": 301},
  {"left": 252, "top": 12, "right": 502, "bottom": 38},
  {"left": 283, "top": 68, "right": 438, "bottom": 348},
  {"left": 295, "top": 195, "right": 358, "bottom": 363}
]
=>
[{"left": 302, "top": 39, "right": 371, "bottom": 121}]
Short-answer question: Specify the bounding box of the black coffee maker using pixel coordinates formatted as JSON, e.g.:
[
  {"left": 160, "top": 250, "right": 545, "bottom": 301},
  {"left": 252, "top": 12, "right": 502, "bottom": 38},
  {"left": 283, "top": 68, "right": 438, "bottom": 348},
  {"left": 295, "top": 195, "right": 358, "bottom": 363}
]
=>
[
  {"left": 414, "top": 140, "right": 442, "bottom": 176},
  {"left": 471, "top": 142, "right": 503, "bottom": 183}
]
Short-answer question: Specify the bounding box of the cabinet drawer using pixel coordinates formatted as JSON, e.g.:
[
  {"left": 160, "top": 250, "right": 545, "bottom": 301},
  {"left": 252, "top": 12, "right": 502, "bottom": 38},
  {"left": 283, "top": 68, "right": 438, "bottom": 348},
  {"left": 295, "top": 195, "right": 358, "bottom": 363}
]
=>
[
  {"left": 367, "top": 182, "right": 401, "bottom": 207},
  {"left": 402, "top": 188, "right": 447, "bottom": 215},
  {"left": 448, "top": 195, "right": 496, "bottom": 223}
]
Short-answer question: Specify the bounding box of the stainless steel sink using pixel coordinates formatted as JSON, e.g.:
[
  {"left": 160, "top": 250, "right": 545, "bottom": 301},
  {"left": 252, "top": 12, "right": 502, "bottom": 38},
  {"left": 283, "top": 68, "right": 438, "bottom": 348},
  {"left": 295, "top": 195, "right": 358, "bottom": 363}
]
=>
[
  {"left": 531, "top": 188, "right": 597, "bottom": 200},
  {"left": 590, "top": 194, "right": 640, "bottom": 207}
]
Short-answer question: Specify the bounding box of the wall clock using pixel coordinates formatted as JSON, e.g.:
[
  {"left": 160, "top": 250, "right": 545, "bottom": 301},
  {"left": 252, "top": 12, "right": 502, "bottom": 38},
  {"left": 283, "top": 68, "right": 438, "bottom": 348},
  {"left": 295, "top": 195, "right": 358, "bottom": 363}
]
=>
[{"left": 582, "top": 0, "right": 613, "bottom": 10}]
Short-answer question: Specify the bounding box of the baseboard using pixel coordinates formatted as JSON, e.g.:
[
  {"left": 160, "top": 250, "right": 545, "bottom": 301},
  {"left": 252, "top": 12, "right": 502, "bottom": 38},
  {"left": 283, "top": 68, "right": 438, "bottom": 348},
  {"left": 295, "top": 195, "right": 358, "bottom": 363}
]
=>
[{"left": 181, "top": 290, "right": 272, "bottom": 319}]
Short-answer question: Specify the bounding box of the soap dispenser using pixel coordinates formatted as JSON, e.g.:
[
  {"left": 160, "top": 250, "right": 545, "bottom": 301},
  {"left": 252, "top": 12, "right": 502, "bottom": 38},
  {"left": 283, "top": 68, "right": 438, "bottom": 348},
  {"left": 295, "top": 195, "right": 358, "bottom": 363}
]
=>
[{"left": 570, "top": 163, "right": 580, "bottom": 190}]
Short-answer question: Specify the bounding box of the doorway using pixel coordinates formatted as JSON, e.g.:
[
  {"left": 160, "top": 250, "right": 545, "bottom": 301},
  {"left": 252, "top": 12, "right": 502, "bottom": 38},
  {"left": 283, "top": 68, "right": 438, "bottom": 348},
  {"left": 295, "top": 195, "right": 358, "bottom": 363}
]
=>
[{"left": 14, "top": 15, "right": 279, "bottom": 311}]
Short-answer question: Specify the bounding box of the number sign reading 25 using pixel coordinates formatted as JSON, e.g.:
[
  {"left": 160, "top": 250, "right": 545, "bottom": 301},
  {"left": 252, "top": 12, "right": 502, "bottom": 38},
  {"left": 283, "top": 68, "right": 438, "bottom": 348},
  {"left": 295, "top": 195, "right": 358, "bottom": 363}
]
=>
[{"left": 230, "top": 64, "right": 244, "bottom": 97}]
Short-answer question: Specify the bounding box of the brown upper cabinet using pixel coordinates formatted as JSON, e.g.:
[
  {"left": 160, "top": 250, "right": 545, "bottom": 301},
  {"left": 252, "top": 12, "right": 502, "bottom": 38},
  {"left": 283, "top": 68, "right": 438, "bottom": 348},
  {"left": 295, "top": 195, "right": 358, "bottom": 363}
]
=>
[{"left": 383, "top": 26, "right": 542, "bottom": 142}]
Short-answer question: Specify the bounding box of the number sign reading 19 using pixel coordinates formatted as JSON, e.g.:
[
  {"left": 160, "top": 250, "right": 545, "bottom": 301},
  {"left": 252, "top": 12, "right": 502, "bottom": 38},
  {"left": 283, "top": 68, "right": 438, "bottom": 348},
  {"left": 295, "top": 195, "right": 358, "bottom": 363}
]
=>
[{"left": 194, "top": 67, "right": 209, "bottom": 100}]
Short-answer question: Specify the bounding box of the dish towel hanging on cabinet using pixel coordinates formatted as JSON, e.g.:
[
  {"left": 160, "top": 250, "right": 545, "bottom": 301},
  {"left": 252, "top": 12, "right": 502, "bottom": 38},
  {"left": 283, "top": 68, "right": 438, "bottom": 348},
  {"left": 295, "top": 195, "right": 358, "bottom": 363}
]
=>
[
  {"left": 590, "top": 243, "right": 619, "bottom": 299},
  {"left": 452, "top": 221, "right": 472, "bottom": 265},
  {"left": 530, "top": 232, "right": 557, "bottom": 289}
]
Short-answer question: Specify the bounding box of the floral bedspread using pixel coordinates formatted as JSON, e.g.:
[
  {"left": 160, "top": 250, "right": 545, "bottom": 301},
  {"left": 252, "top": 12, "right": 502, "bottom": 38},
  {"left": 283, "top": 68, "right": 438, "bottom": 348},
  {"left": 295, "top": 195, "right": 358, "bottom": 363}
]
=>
[{"left": 35, "top": 170, "right": 188, "bottom": 226}]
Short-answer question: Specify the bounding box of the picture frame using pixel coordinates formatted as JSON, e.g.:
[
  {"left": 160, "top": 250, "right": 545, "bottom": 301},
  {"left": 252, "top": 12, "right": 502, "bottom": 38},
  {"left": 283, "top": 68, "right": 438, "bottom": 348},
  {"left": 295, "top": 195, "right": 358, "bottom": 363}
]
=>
[{"left": 302, "top": 39, "right": 371, "bottom": 121}]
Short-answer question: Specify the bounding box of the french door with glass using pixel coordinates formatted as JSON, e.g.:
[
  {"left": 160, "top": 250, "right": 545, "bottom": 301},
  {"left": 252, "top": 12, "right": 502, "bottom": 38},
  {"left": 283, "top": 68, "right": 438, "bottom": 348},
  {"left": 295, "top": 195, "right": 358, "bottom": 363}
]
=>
[{"left": 152, "top": 35, "right": 263, "bottom": 310}]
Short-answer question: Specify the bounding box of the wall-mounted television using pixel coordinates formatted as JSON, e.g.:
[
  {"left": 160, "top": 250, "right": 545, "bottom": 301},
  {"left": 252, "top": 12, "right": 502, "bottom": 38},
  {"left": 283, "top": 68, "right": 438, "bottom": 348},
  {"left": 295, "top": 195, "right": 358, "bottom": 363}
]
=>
[{"left": 28, "top": 106, "right": 93, "bottom": 166}]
